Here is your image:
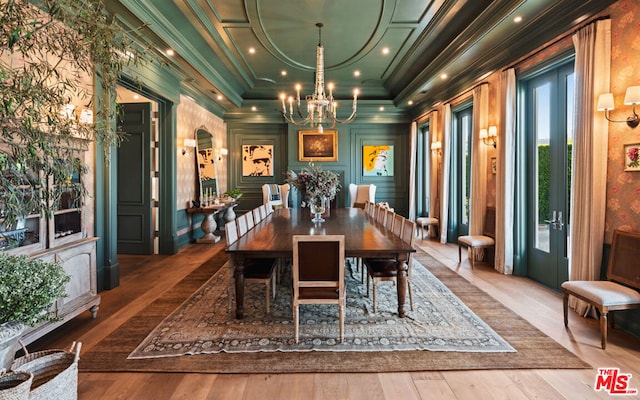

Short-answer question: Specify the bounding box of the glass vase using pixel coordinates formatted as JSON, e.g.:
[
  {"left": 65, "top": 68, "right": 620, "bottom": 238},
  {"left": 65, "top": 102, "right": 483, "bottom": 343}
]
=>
[{"left": 310, "top": 197, "right": 326, "bottom": 223}]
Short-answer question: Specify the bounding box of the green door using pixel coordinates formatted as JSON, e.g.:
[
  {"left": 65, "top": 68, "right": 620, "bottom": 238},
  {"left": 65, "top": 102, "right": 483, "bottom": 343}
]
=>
[
  {"left": 525, "top": 63, "right": 574, "bottom": 290},
  {"left": 117, "top": 102, "right": 153, "bottom": 254}
]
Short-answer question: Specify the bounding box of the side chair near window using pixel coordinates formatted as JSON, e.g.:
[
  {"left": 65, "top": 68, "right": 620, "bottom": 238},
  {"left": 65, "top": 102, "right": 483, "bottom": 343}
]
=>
[
  {"left": 561, "top": 229, "right": 640, "bottom": 349},
  {"left": 225, "top": 220, "right": 278, "bottom": 315},
  {"left": 262, "top": 183, "right": 290, "bottom": 210},
  {"left": 457, "top": 207, "right": 496, "bottom": 268},
  {"left": 348, "top": 183, "right": 376, "bottom": 208},
  {"left": 416, "top": 216, "right": 439, "bottom": 240},
  {"left": 364, "top": 218, "right": 416, "bottom": 313},
  {"left": 292, "top": 235, "right": 346, "bottom": 343}
]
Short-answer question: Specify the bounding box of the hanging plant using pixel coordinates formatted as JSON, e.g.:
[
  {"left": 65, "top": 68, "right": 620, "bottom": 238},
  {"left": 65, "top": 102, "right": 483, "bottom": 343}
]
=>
[{"left": 0, "top": 0, "right": 148, "bottom": 227}]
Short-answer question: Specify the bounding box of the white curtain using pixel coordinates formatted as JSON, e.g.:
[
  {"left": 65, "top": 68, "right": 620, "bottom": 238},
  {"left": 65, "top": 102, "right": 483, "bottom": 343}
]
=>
[
  {"left": 494, "top": 69, "right": 516, "bottom": 274},
  {"left": 440, "top": 105, "right": 452, "bottom": 244},
  {"left": 569, "top": 19, "right": 611, "bottom": 316},
  {"left": 429, "top": 111, "right": 440, "bottom": 220},
  {"left": 468, "top": 85, "right": 489, "bottom": 261},
  {"left": 408, "top": 121, "right": 418, "bottom": 220}
]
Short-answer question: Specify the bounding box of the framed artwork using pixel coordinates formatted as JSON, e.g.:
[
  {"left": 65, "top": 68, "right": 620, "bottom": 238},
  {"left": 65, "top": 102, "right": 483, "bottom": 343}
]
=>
[
  {"left": 624, "top": 143, "right": 640, "bottom": 171},
  {"left": 363, "top": 145, "right": 394, "bottom": 176},
  {"left": 242, "top": 144, "right": 274, "bottom": 176},
  {"left": 491, "top": 157, "right": 497, "bottom": 174},
  {"left": 298, "top": 130, "right": 338, "bottom": 162}
]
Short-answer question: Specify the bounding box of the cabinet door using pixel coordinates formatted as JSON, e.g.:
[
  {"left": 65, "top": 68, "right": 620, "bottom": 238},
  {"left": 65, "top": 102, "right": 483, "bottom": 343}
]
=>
[{"left": 54, "top": 240, "right": 98, "bottom": 314}]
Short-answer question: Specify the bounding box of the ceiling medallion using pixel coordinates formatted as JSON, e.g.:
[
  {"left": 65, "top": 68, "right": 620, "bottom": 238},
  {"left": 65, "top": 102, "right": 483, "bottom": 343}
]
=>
[{"left": 279, "top": 23, "right": 358, "bottom": 133}]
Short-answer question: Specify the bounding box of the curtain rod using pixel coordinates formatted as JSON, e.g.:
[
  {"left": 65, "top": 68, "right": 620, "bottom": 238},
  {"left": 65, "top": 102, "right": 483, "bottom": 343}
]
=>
[{"left": 503, "top": 15, "right": 610, "bottom": 72}]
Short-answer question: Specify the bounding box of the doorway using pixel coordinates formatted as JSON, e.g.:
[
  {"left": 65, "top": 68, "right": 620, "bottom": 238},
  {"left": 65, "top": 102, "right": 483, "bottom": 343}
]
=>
[
  {"left": 524, "top": 62, "right": 574, "bottom": 290},
  {"left": 449, "top": 104, "right": 473, "bottom": 239}
]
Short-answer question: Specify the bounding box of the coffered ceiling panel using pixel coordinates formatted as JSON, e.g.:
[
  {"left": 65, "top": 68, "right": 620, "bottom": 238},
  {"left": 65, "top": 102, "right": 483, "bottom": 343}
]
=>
[{"left": 111, "top": 0, "right": 616, "bottom": 117}]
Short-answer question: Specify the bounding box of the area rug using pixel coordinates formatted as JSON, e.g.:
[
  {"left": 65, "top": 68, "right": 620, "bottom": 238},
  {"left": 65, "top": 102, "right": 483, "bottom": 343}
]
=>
[
  {"left": 80, "top": 249, "right": 590, "bottom": 373},
  {"left": 129, "top": 256, "right": 514, "bottom": 357}
]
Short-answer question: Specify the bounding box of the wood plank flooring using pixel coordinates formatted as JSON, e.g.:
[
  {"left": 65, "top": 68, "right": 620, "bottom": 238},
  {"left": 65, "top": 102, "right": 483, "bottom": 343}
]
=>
[{"left": 29, "top": 237, "right": 640, "bottom": 399}]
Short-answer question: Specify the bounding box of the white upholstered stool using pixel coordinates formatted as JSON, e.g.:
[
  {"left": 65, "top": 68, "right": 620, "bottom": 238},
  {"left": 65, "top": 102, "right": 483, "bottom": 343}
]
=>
[{"left": 415, "top": 217, "right": 438, "bottom": 239}]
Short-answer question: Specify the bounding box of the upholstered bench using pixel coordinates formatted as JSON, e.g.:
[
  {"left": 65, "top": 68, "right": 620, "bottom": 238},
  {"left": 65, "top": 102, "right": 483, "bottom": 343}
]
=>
[
  {"left": 457, "top": 207, "right": 495, "bottom": 268},
  {"left": 416, "top": 217, "right": 438, "bottom": 239},
  {"left": 562, "top": 229, "right": 640, "bottom": 349}
]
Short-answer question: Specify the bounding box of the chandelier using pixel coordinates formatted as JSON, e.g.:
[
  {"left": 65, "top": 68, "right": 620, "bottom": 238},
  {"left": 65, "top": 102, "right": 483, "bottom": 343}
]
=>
[{"left": 279, "top": 23, "right": 358, "bottom": 133}]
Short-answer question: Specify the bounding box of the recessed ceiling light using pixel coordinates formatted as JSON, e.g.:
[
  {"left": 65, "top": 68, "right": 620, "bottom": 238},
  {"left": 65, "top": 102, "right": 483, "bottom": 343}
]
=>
[
  {"left": 165, "top": 49, "right": 175, "bottom": 56},
  {"left": 281, "top": 70, "right": 287, "bottom": 76},
  {"left": 440, "top": 73, "right": 448, "bottom": 80},
  {"left": 514, "top": 16, "right": 523, "bottom": 23},
  {"left": 379, "top": 106, "right": 384, "bottom": 112},
  {"left": 408, "top": 100, "right": 414, "bottom": 106},
  {"left": 217, "top": 95, "right": 223, "bottom": 101},
  {"left": 249, "top": 47, "right": 256, "bottom": 54},
  {"left": 354, "top": 70, "right": 361, "bottom": 77},
  {"left": 133, "top": 94, "right": 140, "bottom": 100},
  {"left": 382, "top": 47, "right": 390, "bottom": 55},
  {"left": 251, "top": 106, "right": 257, "bottom": 111}
]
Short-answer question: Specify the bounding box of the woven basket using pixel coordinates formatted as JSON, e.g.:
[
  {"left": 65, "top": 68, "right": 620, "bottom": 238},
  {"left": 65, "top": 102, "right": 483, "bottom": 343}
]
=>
[
  {"left": 0, "top": 369, "right": 32, "bottom": 400},
  {"left": 11, "top": 342, "right": 81, "bottom": 400}
]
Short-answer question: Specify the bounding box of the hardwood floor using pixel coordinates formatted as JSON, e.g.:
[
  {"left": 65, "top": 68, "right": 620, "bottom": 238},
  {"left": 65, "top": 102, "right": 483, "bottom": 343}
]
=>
[{"left": 30, "top": 237, "right": 640, "bottom": 399}]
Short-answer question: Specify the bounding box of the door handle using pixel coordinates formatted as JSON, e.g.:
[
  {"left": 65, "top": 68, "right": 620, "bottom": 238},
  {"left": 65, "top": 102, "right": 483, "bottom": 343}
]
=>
[
  {"left": 556, "top": 211, "right": 564, "bottom": 230},
  {"left": 544, "top": 211, "right": 558, "bottom": 229}
]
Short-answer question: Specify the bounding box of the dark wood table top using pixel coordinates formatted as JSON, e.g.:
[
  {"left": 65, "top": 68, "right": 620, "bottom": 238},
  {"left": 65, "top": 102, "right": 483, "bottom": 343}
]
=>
[{"left": 226, "top": 208, "right": 414, "bottom": 259}]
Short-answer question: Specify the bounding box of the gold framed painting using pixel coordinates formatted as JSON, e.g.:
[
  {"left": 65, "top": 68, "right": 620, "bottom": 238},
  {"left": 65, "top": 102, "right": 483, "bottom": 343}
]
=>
[{"left": 298, "top": 130, "right": 338, "bottom": 162}]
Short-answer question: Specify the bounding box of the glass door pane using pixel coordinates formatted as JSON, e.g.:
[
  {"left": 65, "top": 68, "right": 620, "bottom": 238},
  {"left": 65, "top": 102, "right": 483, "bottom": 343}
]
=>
[{"left": 534, "top": 82, "right": 551, "bottom": 253}]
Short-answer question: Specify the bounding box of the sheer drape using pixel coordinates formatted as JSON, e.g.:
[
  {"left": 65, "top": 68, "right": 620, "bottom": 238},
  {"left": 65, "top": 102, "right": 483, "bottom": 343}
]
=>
[
  {"left": 440, "top": 105, "right": 452, "bottom": 244},
  {"left": 468, "top": 85, "right": 489, "bottom": 260},
  {"left": 569, "top": 19, "right": 611, "bottom": 316},
  {"left": 494, "top": 69, "right": 516, "bottom": 274},
  {"left": 409, "top": 121, "right": 418, "bottom": 220},
  {"left": 429, "top": 111, "right": 440, "bottom": 221}
]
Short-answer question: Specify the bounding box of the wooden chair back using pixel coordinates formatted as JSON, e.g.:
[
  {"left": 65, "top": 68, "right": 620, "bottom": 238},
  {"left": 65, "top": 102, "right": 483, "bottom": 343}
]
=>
[
  {"left": 392, "top": 214, "right": 404, "bottom": 237},
  {"left": 608, "top": 230, "right": 640, "bottom": 289},
  {"left": 293, "top": 235, "right": 345, "bottom": 287}
]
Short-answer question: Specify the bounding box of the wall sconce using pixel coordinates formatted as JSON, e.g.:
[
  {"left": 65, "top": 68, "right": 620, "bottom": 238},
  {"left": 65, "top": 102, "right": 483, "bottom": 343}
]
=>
[
  {"left": 597, "top": 87, "right": 640, "bottom": 128},
  {"left": 430, "top": 141, "right": 442, "bottom": 154},
  {"left": 182, "top": 138, "right": 196, "bottom": 155},
  {"left": 480, "top": 126, "right": 497, "bottom": 148},
  {"left": 216, "top": 147, "right": 228, "bottom": 161}
]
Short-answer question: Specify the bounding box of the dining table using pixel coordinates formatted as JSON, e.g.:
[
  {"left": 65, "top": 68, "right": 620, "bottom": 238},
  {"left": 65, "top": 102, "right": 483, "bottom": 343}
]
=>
[{"left": 225, "top": 207, "right": 415, "bottom": 319}]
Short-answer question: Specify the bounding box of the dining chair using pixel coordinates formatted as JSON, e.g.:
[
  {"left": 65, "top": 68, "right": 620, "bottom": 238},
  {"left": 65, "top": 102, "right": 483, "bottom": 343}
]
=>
[
  {"left": 365, "top": 218, "right": 416, "bottom": 313},
  {"left": 348, "top": 183, "right": 376, "bottom": 208},
  {"left": 292, "top": 234, "right": 345, "bottom": 343},
  {"left": 237, "top": 213, "right": 249, "bottom": 236},
  {"left": 253, "top": 208, "right": 262, "bottom": 224},
  {"left": 375, "top": 205, "right": 386, "bottom": 225},
  {"left": 383, "top": 209, "right": 395, "bottom": 230},
  {"left": 391, "top": 214, "right": 405, "bottom": 237},
  {"left": 457, "top": 207, "right": 496, "bottom": 268},
  {"left": 246, "top": 212, "right": 255, "bottom": 230},
  {"left": 259, "top": 204, "right": 268, "bottom": 219},
  {"left": 225, "top": 220, "right": 278, "bottom": 315},
  {"left": 262, "top": 183, "right": 290, "bottom": 210}
]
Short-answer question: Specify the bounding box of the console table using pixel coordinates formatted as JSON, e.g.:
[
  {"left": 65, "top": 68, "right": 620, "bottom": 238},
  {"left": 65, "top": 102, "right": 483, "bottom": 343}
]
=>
[{"left": 187, "top": 202, "right": 236, "bottom": 243}]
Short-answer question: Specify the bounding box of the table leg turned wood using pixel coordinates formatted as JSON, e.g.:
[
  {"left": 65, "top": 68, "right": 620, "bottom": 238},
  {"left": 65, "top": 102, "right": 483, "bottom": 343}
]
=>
[
  {"left": 233, "top": 255, "right": 245, "bottom": 319},
  {"left": 396, "top": 255, "right": 408, "bottom": 318}
]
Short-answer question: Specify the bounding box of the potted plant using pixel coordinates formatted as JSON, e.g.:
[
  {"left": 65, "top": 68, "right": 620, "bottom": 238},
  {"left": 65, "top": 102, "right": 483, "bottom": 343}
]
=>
[
  {"left": 224, "top": 188, "right": 244, "bottom": 200},
  {"left": 0, "top": 253, "right": 70, "bottom": 370}
]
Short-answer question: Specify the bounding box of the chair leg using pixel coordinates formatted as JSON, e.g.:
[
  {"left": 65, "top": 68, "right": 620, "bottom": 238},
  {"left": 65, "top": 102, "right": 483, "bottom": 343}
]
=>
[
  {"left": 373, "top": 281, "right": 377, "bottom": 313},
  {"left": 339, "top": 302, "right": 344, "bottom": 343},
  {"left": 294, "top": 304, "right": 299, "bottom": 343},
  {"left": 265, "top": 282, "right": 271, "bottom": 315},
  {"left": 408, "top": 280, "right": 414, "bottom": 311},
  {"left": 600, "top": 310, "right": 608, "bottom": 350}
]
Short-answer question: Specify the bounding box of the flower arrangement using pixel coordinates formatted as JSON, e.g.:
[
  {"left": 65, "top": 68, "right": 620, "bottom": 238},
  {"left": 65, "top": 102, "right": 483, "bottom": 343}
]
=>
[{"left": 286, "top": 162, "right": 341, "bottom": 208}]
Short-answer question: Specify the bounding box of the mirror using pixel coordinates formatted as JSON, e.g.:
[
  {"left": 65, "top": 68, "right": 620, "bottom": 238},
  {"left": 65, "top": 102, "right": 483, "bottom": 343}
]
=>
[{"left": 196, "top": 127, "right": 217, "bottom": 201}]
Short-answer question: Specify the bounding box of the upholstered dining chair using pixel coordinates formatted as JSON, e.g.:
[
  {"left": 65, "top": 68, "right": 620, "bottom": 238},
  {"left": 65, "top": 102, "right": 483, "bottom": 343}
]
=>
[
  {"left": 225, "top": 220, "right": 278, "bottom": 315},
  {"left": 391, "top": 214, "right": 405, "bottom": 237},
  {"left": 364, "top": 218, "right": 416, "bottom": 313},
  {"left": 236, "top": 213, "right": 249, "bottom": 236},
  {"left": 457, "top": 207, "right": 496, "bottom": 269},
  {"left": 262, "top": 183, "right": 290, "bottom": 210},
  {"left": 245, "top": 211, "right": 255, "bottom": 230},
  {"left": 292, "top": 234, "right": 346, "bottom": 343},
  {"left": 252, "top": 207, "right": 262, "bottom": 224},
  {"left": 348, "top": 183, "right": 376, "bottom": 208}
]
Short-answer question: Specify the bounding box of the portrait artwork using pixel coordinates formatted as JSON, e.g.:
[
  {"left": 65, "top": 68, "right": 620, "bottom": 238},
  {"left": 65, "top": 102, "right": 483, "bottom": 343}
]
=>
[{"left": 242, "top": 144, "right": 274, "bottom": 176}]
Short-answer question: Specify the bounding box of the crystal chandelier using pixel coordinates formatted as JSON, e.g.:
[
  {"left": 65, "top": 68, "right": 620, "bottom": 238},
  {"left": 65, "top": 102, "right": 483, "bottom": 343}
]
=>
[{"left": 280, "top": 23, "right": 358, "bottom": 133}]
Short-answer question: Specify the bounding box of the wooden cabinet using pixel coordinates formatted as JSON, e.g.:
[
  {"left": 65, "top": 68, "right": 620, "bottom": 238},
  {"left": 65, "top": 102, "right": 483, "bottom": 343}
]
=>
[
  {"left": 21, "top": 238, "right": 100, "bottom": 345},
  {"left": 0, "top": 146, "right": 100, "bottom": 345}
]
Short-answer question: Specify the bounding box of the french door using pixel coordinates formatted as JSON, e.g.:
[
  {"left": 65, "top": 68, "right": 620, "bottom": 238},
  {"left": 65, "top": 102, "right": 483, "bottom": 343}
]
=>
[
  {"left": 450, "top": 105, "right": 473, "bottom": 238},
  {"left": 525, "top": 62, "right": 574, "bottom": 290}
]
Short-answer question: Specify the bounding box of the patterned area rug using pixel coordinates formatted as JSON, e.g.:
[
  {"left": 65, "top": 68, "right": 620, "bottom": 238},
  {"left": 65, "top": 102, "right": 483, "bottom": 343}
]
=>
[{"left": 128, "top": 258, "right": 514, "bottom": 359}]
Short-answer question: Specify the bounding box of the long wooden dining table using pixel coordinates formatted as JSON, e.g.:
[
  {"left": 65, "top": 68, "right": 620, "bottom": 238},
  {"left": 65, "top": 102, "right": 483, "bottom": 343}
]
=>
[{"left": 225, "top": 207, "right": 415, "bottom": 319}]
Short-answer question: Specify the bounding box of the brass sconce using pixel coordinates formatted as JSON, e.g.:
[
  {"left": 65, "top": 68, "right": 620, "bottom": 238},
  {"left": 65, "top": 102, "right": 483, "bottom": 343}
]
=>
[
  {"left": 182, "top": 138, "right": 196, "bottom": 155},
  {"left": 480, "top": 126, "right": 497, "bottom": 148},
  {"left": 597, "top": 86, "right": 640, "bottom": 128}
]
